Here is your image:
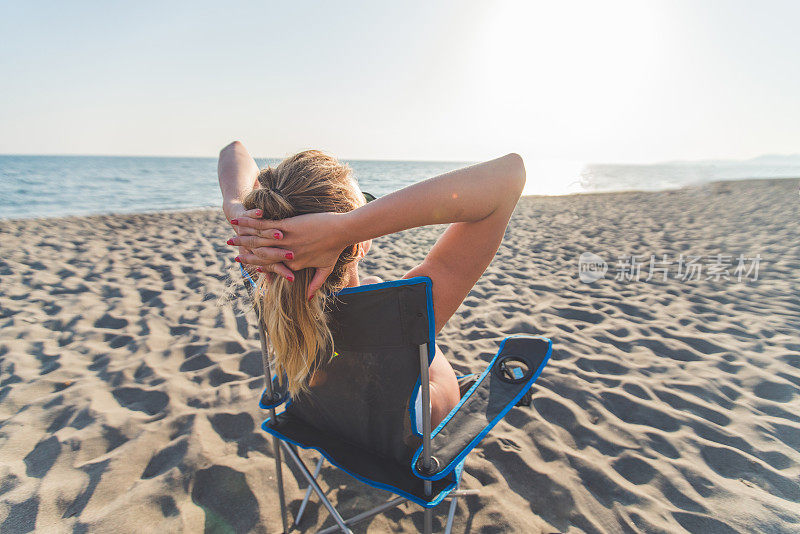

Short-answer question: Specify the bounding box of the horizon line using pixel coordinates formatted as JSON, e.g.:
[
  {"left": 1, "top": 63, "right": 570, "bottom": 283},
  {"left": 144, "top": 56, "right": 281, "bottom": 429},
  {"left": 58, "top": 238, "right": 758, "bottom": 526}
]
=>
[
  {"left": 1, "top": 151, "right": 798, "bottom": 167},
  {"left": 0, "top": 151, "right": 475, "bottom": 165}
]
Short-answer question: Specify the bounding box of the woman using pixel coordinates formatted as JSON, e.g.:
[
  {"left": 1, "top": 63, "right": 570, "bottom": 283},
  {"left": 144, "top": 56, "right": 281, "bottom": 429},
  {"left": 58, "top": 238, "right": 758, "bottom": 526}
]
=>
[{"left": 219, "top": 141, "right": 525, "bottom": 429}]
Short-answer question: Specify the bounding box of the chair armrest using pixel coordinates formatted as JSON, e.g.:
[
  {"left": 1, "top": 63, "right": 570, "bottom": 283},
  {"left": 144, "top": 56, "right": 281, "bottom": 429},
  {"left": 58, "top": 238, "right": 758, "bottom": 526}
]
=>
[{"left": 411, "top": 335, "right": 551, "bottom": 480}]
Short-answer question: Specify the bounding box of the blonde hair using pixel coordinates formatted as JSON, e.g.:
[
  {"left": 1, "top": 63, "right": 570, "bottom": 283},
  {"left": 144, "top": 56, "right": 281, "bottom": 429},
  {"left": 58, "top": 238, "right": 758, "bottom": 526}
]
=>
[{"left": 242, "top": 150, "right": 364, "bottom": 397}]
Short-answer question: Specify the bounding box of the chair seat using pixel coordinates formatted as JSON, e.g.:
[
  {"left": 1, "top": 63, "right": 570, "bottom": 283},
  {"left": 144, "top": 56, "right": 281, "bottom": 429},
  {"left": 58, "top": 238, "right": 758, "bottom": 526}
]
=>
[{"left": 262, "top": 411, "right": 460, "bottom": 507}]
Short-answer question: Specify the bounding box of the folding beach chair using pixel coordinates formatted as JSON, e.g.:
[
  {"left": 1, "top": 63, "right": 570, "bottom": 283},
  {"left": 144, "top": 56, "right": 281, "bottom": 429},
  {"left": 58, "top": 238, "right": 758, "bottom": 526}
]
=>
[{"left": 243, "top": 270, "right": 551, "bottom": 533}]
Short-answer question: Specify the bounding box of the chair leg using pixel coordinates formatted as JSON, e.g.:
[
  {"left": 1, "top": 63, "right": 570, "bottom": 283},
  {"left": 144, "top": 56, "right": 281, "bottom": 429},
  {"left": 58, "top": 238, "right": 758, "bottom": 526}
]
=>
[
  {"left": 423, "top": 480, "right": 432, "bottom": 534},
  {"left": 449, "top": 489, "right": 480, "bottom": 497},
  {"left": 316, "top": 496, "right": 407, "bottom": 534},
  {"left": 281, "top": 442, "right": 353, "bottom": 534},
  {"left": 419, "top": 344, "right": 434, "bottom": 534},
  {"left": 444, "top": 487, "right": 459, "bottom": 534},
  {"left": 256, "top": 321, "right": 290, "bottom": 533},
  {"left": 272, "top": 435, "right": 289, "bottom": 534},
  {"left": 295, "top": 456, "right": 324, "bottom": 526}
]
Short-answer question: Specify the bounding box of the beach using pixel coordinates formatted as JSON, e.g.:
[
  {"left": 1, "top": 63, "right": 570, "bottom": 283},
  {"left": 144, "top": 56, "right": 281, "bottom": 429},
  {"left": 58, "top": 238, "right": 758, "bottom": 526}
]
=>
[{"left": 1, "top": 177, "right": 798, "bottom": 532}]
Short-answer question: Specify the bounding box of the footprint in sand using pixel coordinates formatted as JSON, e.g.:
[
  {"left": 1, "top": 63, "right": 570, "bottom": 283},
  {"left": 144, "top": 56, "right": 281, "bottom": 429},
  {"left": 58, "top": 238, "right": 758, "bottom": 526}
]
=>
[
  {"left": 23, "top": 436, "right": 60, "bottom": 478},
  {"left": 671, "top": 511, "right": 739, "bottom": 534},
  {"left": 611, "top": 455, "right": 657, "bottom": 485},
  {"left": 700, "top": 444, "right": 800, "bottom": 501},
  {"left": 111, "top": 387, "right": 168, "bottom": 416},
  {"left": 141, "top": 438, "right": 188, "bottom": 479},
  {"left": 179, "top": 355, "right": 214, "bottom": 372},
  {"left": 208, "top": 368, "right": 242, "bottom": 387},
  {"left": 0, "top": 495, "right": 39, "bottom": 533},
  {"left": 208, "top": 413, "right": 254, "bottom": 441},
  {"left": 191, "top": 465, "right": 259, "bottom": 532},
  {"left": 753, "top": 379, "right": 796, "bottom": 403},
  {"left": 108, "top": 334, "right": 134, "bottom": 349},
  {"left": 155, "top": 495, "right": 179, "bottom": 517},
  {"left": 94, "top": 314, "right": 128, "bottom": 330}
]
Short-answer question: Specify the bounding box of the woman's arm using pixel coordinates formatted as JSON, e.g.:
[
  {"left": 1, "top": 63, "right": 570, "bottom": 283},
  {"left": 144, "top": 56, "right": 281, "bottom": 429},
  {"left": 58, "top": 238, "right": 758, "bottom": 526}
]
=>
[
  {"left": 217, "top": 141, "right": 296, "bottom": 281},
  {"left": 398, "top": 155, "right": 525, "bottom": 331},
  {"left": 347, "top": 153, "right": 525, "bottom": 330},
  {"left": 341, "top": 153, "right": 525, "bottom": 245},
  {"left": 231, "top": 153, "right": 525, "bottom": 330},
  {"left": 218, "top": 140, "right": 261, "bottom": 222}
]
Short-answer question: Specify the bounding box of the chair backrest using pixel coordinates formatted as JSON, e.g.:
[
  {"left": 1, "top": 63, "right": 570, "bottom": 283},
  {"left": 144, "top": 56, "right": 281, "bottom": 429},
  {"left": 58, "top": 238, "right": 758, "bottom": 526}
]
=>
[{"left": 282, "top": 277, "right": 435, "bottom": 465}]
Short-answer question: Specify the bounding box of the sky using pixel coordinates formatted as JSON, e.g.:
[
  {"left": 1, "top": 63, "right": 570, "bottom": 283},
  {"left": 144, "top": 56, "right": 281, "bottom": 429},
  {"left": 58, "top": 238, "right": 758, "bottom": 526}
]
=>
[{"left": 0, "top": 0, "right": 798, "bottom": 163}]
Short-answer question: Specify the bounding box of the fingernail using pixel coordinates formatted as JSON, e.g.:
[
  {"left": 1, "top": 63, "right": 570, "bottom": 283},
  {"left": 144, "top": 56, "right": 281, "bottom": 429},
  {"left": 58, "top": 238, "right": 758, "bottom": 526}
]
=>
[
  {"left": 231, "top": 219, "right": 239, "bottom": 225},
  {"left": 285, "top": 252, "right": 294, "bottom": 260},
  {"left": 234, "top": 256, "right": 241, "bottom": 263},
  {"left": 254, "top": 209, "right": 263, "bottom": 217},
  {"left": 256, "top": 267, "right": 263, "bottom": 272},
  {"left": 273, "top": 232, "right": 281, "bottom": 239},
  {"left": 226, "top": 238, "right": 235, "bottom": 245},
  {"left": 287, "top": 275, "right": 295, "bottom": 282},
  {"left": 308, "top": 293, "right": 315, "bottom": 301}
]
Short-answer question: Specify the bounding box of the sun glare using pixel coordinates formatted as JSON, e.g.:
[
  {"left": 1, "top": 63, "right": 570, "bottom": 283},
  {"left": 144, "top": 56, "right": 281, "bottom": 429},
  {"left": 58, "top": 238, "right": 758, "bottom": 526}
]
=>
[{"left": 469, "top": 1, "right": 666, "bottom": 160}]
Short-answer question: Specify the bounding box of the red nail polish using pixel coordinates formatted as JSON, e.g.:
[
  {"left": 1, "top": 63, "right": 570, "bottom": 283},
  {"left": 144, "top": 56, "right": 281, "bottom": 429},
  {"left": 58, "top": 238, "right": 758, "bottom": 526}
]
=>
[
  {"left": 226, "top": 238, "right": 234, "bottom": 245},
  {"left": 231, "top": 219, "right": 239, "bottom": 225},
  {"left": 308, "top": 293, "right": 315, "bottom": 301},
  {"left": 256, "top": 267, "right": 263, "bottom": 272},
  {"left": 273, "top": 232, "right": 281, "bottom": 239},
  {"left": 287, "top": 275, "right": 294, "bottom": 282},
  {"left": 285, "top": 252, "right": 294, "bottom": 260},
  {"left": 254, "top": 209, "right": 263, "bottom": 217},
  {"left": 234, "top": 256, "right": 241, "bottom": 263}
]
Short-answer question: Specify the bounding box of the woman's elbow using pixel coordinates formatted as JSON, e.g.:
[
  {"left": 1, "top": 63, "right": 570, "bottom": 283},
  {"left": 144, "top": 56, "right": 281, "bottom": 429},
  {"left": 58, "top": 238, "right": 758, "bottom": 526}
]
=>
[
  {"left": 220, "top": 140, "right": 244, "bottom": 157},
  {"left": 503, "top": 152, "right": 526, "bottom": 196}
]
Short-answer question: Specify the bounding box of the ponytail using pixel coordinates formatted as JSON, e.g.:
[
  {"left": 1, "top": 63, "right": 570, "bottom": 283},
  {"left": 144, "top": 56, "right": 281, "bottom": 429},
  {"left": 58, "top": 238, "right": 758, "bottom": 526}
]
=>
[
  {"left": 251, "top": 268, "right": 332, "bottom": 396},
  {"left": 242, "top": 151, "right": 363, "bottom": 396}
]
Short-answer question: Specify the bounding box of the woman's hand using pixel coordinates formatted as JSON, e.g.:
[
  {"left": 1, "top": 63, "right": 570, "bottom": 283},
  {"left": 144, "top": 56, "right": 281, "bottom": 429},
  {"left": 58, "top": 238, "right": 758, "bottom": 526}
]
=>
[
  {"left": 225, "top": 204, "right": 259, "bottom": 226},
  {"left": 217, "top": 141, "right": 299, "bottom": 283},
  {"left": 223, "top": 206, "right": 294, "bottom": 282},
  {"left": 228, "top": 211, "right": 351, "bottom": 298}
]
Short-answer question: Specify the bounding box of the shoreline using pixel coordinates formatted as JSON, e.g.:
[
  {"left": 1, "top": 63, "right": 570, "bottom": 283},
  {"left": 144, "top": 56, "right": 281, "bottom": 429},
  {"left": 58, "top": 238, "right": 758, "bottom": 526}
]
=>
[{"left": 0, "top": 176, "right": 796, "bottom": 222}]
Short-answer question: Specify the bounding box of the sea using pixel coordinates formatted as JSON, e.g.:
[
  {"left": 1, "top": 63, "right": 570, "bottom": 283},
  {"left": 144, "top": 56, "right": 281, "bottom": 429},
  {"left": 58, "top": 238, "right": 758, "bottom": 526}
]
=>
[{"left": 0, "top": 154, "right": 798, "bottom": 219}]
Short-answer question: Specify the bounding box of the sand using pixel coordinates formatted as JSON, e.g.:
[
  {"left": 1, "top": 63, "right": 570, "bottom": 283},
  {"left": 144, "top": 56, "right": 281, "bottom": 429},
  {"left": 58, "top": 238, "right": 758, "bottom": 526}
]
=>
[{"left": 1, "top": 177, "right": 799, "bottom": 533}]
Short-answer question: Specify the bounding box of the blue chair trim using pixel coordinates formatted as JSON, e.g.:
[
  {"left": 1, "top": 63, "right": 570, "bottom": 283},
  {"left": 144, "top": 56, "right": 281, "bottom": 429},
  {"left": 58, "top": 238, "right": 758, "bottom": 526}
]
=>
[
  {"left": 409, "top": 335, "right": 552, "bottom": 481},
  {"left": 261, "top": 418, "right": 460, "bottom": 508},
  {"left": 258, "top": 375, "right": 291, "bottom": 409}
]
